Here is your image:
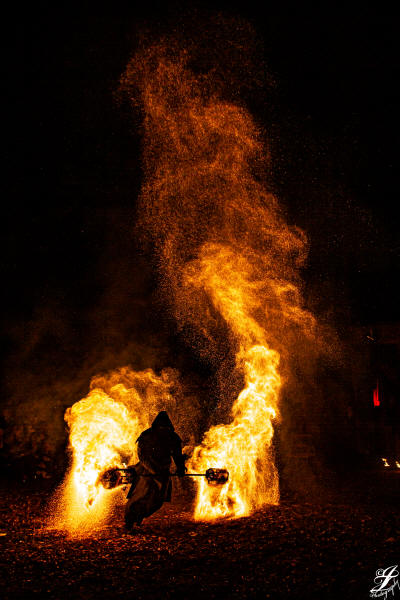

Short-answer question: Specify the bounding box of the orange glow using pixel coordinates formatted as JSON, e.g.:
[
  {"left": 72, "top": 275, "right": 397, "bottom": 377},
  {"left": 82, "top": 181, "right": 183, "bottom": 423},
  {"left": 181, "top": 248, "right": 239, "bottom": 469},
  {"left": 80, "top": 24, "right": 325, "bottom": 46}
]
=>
[
  {"left": 185, "top": 245, "right": 281, "bottom": 518},
  {"left": 66, "top": 389, "right": 139, "bottom": 508},
  {"left": 55, "top": 41, "right": 319, "bottom": 530},
  {"left": 51, "top": 368, "right": 185, "bottom": 534},
  {"left": 122, "top": 46, "right": 316, "bottom": 521}
]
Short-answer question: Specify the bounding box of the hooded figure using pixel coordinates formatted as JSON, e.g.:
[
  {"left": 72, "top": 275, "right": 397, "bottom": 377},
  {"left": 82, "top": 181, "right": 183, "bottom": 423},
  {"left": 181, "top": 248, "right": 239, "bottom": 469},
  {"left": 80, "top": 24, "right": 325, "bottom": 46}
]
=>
[{"left": 125, "top": 411, "right": 186, "bottom": 530}]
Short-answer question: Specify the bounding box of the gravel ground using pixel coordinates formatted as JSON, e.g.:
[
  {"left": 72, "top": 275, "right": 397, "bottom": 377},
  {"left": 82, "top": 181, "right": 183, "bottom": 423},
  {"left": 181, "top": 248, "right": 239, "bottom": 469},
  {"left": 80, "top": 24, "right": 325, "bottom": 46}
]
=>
[{"left": 0, "top": 473, "right": 399, "bottom": 600}]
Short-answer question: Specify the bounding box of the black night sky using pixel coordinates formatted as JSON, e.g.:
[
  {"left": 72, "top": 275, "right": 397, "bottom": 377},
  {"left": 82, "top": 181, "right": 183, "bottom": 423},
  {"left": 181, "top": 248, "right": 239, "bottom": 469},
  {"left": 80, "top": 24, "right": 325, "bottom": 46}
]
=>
[{"left": 3, "top": 4, "right": 400, "bottom": 415}]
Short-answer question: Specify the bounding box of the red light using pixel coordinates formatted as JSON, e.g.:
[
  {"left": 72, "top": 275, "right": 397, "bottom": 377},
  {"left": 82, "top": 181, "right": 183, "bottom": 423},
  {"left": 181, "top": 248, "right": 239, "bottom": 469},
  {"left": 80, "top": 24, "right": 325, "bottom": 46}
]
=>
[{"left": 373, "top": 382, "right": 380, "bottom": 407}]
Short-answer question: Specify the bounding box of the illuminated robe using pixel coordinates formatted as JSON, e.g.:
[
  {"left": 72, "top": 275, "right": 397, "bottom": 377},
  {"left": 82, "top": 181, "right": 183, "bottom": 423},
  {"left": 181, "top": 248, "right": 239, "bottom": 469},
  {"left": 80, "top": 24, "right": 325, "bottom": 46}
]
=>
[{"left": 125, "top": 411, "right": 185, "bottom": 527}]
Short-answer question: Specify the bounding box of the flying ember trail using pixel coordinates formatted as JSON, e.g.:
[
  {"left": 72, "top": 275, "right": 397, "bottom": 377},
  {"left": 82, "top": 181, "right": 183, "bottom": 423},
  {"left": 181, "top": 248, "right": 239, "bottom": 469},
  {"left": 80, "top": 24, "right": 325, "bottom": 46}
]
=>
[
  {"left": 53, "top": 37, "right": 318, "bottom": 532},
  {"left": 120, "top": 44, "right": 317, "bottom": 520},
  {"left": 51, "top": 368, "right": 188, "bottom": 533},
  {"left": 184, "top": 245, "right": 281, "bottom": 518}
]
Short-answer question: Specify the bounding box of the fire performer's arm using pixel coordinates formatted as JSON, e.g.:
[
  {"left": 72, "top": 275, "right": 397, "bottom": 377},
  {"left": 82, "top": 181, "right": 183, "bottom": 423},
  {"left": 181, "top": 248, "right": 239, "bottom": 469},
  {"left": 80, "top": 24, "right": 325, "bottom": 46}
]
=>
[{"left": 171, "top": 432, "right": 186, "bottom": 477}]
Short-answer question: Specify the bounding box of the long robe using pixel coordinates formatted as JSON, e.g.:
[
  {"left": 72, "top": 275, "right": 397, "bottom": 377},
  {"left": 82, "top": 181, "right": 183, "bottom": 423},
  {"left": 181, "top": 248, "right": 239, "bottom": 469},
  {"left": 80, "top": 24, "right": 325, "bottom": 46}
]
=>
[
  {"left": 124, "top": 462, "right": 171, "bottom": 526},
  {"left": 124, "top": 414, "right": 184, "bottom": 527}
]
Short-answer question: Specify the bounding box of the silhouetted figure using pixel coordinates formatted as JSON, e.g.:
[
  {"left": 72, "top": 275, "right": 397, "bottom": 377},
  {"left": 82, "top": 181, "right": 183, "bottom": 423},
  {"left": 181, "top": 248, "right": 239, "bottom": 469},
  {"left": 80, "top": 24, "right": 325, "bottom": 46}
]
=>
[{"left": 125, "top": 411, "right": 185, "bottom": 531}]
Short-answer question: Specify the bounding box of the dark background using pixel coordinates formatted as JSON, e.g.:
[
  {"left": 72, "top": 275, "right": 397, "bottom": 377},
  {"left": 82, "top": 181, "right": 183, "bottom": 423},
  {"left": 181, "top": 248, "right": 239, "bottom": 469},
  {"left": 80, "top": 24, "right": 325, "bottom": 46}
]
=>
[{"left": 2, "top": 3, "right": 399, "bottom": 467}]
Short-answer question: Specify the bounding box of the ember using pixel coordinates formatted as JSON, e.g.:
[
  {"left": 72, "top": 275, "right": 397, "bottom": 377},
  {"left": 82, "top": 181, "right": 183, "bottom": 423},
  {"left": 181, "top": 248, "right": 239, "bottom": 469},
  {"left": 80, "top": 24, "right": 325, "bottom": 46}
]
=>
[
  {"left": 50, "top": 368, "right": 189, "bottom": 533},
  {"left": 53, "top": 39, "right": 320, "bottom": 532},
  {"left": 122, "top": 47, "right": 318, "bottom": 520}
]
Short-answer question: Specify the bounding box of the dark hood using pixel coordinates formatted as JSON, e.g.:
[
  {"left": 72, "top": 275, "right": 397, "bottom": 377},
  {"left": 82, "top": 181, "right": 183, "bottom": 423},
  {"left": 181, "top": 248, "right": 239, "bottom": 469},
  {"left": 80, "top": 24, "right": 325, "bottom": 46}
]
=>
[{"left": 151, "top": 411, "right": 174, "bottom": 430}]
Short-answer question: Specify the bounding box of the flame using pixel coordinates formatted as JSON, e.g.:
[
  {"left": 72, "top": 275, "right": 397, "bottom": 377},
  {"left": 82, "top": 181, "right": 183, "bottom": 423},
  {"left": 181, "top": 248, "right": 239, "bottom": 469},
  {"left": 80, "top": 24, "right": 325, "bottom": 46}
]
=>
[
  {"left": 55, "top": 37, "right": 321, "bottom": 530},
  {"left": 382, "top": 457, "right": 390, "bottom": 467},
  {"left": 65, "top": 389, "right": 139, "bottom": 507},
  {"left": 51, "top": 368, "right": 186, "bottom": 533},
  {"left": 119, "top": 45, "right": 317, "bottom": 521},
  {"left": 185, "top": 244, "right": 281, "bottom": 518}
]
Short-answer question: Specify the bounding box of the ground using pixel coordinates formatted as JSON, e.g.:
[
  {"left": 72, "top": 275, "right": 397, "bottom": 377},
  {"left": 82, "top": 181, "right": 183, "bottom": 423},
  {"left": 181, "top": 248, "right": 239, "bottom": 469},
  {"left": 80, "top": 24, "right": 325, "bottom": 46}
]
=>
[{"left": 0, "top": 473, "right": 399, "bottom": 599}]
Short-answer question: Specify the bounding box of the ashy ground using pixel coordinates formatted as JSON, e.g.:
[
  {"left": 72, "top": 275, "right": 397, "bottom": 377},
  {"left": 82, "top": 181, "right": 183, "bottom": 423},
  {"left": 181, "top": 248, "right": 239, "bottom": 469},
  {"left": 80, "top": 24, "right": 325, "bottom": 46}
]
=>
[{"left": 0, "top": 473, "right": 399, "bottom": 599}]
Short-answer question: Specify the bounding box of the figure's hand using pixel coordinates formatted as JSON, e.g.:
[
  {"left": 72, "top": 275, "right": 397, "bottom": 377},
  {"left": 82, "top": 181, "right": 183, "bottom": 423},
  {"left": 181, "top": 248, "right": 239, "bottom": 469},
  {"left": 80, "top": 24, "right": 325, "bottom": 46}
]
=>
[{"left": 177, "top": 465, "right": 187, "bottom": 478}]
